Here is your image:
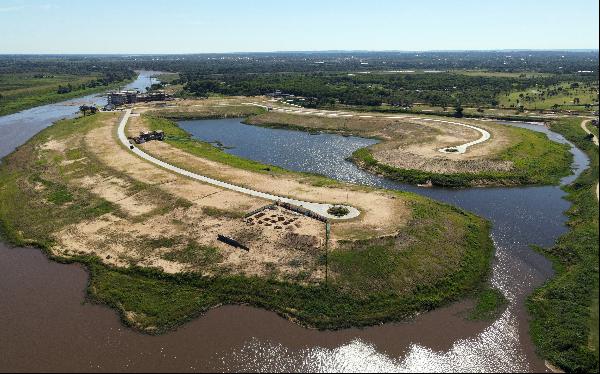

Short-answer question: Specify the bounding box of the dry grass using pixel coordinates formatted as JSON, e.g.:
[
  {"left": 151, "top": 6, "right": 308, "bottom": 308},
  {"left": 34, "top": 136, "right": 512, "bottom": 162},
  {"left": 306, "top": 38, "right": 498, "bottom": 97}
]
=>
[{"left": 17, "top": 113, "right": 339, "bottom": 283}]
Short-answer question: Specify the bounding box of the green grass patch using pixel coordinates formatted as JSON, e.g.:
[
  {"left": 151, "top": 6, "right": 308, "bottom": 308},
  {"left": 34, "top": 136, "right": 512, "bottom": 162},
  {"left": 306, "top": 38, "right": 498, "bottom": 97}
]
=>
[
  {"left": 201, "top": 206, "right": 245, "bottom": 219},
  {"left": 352, "top": 124, "right": 572, "bottom": 187},
  {"left": 527, "top": 117, "right": 599, "bottom": 373},
  {"left": 468, "top": 288, "right": 508, "bottom": 320},
  {"left": 155, "top": 73, "right": 180, "bottom": 84}
]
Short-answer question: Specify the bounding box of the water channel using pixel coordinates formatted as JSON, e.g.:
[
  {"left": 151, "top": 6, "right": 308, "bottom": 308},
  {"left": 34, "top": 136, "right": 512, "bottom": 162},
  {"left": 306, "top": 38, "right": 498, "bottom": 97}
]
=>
[{"left": 0, "top": 72, "right": 589, "bottom": 372}]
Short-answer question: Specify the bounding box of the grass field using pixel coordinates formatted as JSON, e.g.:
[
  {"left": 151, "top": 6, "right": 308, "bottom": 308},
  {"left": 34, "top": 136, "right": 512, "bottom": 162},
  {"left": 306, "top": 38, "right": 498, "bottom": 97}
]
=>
[
  {"left": 528, "top": 117, "right": 599, "bottom": 373},
  {"left": 499, "top": 82, "right": 599, "bottom": 112},
  {"left": 452, "top": 70, "right": 553, "bottom": 78},
  {"left": 0, "top": 73, "right": 132, "bottom": 116},
  {"left": 156, "top": 73, "right": 180, "bottom": 84},
  {"left": 468, "top": 287, "right": 508, "bottom": 320},
  {"left": 0, "top": 112, "right": 496, "bottom": 333}
]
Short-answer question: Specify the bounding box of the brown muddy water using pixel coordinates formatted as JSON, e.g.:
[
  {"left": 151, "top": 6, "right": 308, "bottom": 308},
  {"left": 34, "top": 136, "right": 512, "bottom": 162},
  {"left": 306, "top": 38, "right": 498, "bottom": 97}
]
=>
[
  {"left": 0, "top": 73, "right": 588, "bottom": 372},
  {"left": 0, "top": 243, "right": 545, "bottom": 372}
]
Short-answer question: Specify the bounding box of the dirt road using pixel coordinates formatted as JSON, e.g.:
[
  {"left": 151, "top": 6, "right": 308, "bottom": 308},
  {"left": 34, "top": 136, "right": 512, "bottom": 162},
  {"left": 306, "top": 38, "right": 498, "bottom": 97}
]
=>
[
  {"left": 118, "top": 109, "right": 361, "bottom": 220},
  {"left": 244, "top": 102, "right": 491, "bottom": 154}
]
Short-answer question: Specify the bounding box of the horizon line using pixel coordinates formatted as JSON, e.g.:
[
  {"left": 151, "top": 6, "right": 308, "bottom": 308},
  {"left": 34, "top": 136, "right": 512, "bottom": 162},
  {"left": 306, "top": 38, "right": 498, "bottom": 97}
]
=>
[{"left": 1, "top": 48, "right": 599, "bottom": 56}]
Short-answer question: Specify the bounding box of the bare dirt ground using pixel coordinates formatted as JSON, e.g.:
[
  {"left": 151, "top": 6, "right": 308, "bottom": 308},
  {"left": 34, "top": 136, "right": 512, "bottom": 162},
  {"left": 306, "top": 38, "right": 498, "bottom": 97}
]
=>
[
  {"left": 125, "top": 114, "right": 409, "bottom": 239},
  {"left": 44, "top": 111, "right": 409, "bottom": 283},
  {"left": 140, "top": 96, "right": 265, "bottom": 119}
]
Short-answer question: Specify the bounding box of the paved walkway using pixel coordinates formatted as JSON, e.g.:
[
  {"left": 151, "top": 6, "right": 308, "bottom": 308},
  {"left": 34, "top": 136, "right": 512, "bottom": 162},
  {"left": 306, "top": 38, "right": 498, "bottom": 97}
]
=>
[
  {"left": 243, "top": 102, "right": 491, "bottom": 155},
  {"left": 117, "top": 109, "right": 360, "bottom": 220},
  {"left": 581, "top": 119, "right": 599, "bottom": 201}
]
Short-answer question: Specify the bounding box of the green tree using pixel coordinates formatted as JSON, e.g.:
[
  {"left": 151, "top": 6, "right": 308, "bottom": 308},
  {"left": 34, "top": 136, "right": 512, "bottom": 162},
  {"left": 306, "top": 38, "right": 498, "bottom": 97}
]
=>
[{"left": 454, "top": 103, "right": 464, "bottom": 118}]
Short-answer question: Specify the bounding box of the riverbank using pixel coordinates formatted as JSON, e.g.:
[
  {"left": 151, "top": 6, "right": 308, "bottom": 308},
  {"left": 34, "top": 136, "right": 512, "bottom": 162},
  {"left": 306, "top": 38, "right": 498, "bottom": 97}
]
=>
[
  {"left": 528, "top": 117, "right": 599, "bottom": 373},
  {"left": 243, "top": 109, "right": 572, "bottom": 188},
  {"left": 0, "top": 77, "right": 134, "bottom": 117},
  {"left": 0, "top": 110, "right": 496, "bottom": 334}
]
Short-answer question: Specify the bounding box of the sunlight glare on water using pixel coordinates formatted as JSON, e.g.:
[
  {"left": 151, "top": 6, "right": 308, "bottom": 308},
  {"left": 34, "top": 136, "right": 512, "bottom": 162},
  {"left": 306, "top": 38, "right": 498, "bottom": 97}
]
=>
[{"left": 225, "top": 307, "right": 527, "bottom": 373}]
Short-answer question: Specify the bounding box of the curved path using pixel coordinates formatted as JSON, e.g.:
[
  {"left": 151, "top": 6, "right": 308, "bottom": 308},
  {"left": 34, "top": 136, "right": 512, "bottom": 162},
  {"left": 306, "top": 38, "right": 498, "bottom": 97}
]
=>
[
  {"left": 581, "top": 119, "right": 599, "bottom": 201},
  {"left": 117, "top": 109, "right": 360, "bottom": 220},
  {"left": 244, "top": 102, "right": 491, "bottom": 155}
]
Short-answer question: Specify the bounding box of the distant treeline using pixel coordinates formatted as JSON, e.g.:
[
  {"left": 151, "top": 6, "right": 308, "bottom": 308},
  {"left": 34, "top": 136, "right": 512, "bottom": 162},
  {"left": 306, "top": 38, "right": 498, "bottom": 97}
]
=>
[
  {"left": 1, "top": 52, "right": 597, "bottom": 108},
  {"left": 1, "top": 51, "right": 597, "bottom": 75},
  {"left": 180, "top": 72, "right": 598, "bottom": 108},
  {"left": 0, "top": 56, "right": 135, "bottom": 82},
  {"left": 125, "top": 51, "right": 597, "bottom": 74}
]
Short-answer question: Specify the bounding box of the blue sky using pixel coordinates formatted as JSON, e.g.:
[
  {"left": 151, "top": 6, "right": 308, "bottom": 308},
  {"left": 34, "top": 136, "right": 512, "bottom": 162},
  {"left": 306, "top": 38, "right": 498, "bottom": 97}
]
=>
[{"left": 1, "top": 0, "right": 598, "bottom": 54}]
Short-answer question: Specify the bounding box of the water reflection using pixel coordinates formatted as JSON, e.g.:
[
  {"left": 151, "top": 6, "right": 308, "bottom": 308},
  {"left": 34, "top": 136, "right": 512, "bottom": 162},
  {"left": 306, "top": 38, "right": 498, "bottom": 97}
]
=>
[{"left": 179, "top": 118, "right": 587, "bottom": 372}]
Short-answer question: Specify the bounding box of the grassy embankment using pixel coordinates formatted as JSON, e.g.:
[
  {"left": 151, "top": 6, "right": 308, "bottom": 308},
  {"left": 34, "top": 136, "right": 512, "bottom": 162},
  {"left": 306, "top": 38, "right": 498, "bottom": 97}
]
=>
[
  {"left": 0, "top": 73, "right": 132, "bottom": 116},
  {"left": 145, "top": 113, "right": 340, "bottom": 187},
  {"left": 351, "top": 123, "right": 572, "bottom": 187},
  {"left": 589, "top": 122, "right": 599, "bottom": 138},
  {"left": 155, "top": 73, "right": 180, "bottom": 84},
  {"left": 0, "top": 112, "right": 496, "bottom": 333},
  {"left": 528, "top": 117, "right": 599, "bottom": 373}
]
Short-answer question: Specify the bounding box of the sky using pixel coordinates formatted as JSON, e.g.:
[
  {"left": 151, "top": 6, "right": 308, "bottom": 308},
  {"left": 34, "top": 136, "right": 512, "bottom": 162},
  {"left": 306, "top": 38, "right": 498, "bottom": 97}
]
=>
[{"left": 1, "top": 0, "right": 598, "bottom": 54}]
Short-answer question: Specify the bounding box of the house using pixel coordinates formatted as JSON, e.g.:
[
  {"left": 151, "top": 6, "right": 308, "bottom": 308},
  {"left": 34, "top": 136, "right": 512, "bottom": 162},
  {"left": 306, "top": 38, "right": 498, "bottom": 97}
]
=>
[{"left": 107, "top": 90, "right": 172, "bottom": 107}]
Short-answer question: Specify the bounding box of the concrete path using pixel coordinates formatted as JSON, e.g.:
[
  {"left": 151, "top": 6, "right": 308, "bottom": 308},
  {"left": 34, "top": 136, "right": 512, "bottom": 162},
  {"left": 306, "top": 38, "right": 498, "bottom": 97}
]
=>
[
  {"left": 243, "top": 102, "right": 491, "bottom": 155},
  {"left": 117, "top": 109, "right": 360, "bottom": 220},
  {"left": 581, "top": 119, "right": 599, "bottom": 201}
]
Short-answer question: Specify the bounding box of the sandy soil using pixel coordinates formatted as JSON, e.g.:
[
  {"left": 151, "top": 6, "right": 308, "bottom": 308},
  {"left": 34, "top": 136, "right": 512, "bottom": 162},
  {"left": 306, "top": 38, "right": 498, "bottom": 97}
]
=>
[
  {"left": 127, "top": 115, "right": 409, "bottom": 240},
  {"left": 45, "top": 111, "right": 409, "bottom": 282}
]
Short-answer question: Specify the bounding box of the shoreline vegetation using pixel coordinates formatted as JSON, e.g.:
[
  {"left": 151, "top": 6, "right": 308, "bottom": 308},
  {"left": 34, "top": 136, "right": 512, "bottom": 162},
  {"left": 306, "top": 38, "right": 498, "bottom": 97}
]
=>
[
  {"left": 349, "top": 133, "right": 572, "bottom": 188},
  {"left": 0, "top": 111, "right": 497, "bottom": 334},
  {"left": 528, "top": 118, "right": 599, "bottom": 373},
  {"left": 149, "top": 101, "right": 573, "bottom": 188},
  {"left": 0, "top": 72, "right": 135, "bottom": 116},
  {"left": 239, "top": 111, "right": 573, "bottom": 188}
]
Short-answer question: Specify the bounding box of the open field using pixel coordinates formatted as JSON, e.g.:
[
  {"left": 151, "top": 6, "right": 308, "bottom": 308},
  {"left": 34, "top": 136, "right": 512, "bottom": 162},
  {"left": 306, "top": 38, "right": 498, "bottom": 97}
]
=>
[
  {"left": 156, "top": 72, "right": 180, "bottom": 84},
  {"left": 452, "top": 70, "right": 554, "bottom": 78},
  {"left": 499, "top": 82, "right": 599, "bottom": 112},
  {"left": 0, "top": 108, "right": 495, "bottom": 333}
]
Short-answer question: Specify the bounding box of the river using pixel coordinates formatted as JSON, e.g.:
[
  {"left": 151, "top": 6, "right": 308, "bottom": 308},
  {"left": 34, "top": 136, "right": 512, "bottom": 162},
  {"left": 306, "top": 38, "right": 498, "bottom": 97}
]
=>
[{"left": 0, "top": 73, "right": 589, "bottom": 372}]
